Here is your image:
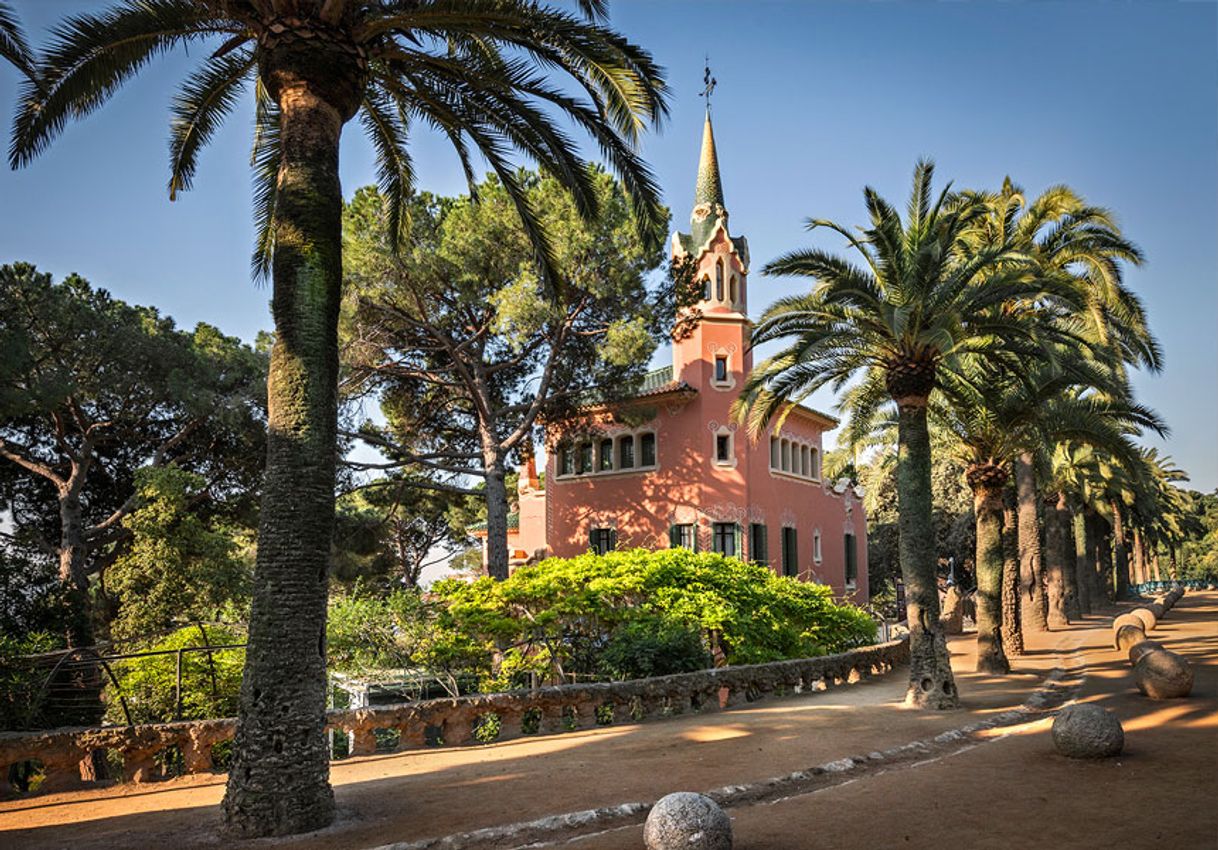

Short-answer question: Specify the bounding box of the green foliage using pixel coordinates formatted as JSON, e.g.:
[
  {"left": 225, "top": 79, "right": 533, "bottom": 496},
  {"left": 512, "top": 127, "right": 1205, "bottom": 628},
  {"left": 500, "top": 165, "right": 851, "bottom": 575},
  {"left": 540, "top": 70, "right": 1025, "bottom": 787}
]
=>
[
  {"left": 599, "top": 617, "right": 710, "bottom": 680},
  {"left": 434, "top": 548, "right": 877, "bottom": 680},
  {"left": 0, "top": 632, "right": 60, "bottom": 729},
  {"left": 107, "top": 468, "right": 251, "bottom": 641},
  {"left": 1178, "top": 490, "right": 1218, "bottom": 580},
  {"left": 104, "top": 625, "right": 245, "bottom": 725}
]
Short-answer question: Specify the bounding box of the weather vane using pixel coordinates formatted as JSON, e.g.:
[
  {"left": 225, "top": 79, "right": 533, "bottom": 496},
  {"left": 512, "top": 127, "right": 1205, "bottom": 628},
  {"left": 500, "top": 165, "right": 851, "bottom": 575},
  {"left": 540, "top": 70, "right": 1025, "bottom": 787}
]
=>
[{"left": 700, "top": 57, "right": 717, "bottom": 112}]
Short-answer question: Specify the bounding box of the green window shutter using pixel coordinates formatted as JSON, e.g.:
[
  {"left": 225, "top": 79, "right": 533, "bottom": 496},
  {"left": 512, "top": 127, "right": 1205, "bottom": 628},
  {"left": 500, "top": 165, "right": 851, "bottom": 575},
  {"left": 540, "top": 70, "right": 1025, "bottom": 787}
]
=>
[
  {"left": 669, "top": 524, "right": 678, "bottom": 548},
  {"left": 692, "top": 524, "right": 699, "bottom": 553},
  {"left": 610, "top": 528, "right": 618, "bottom": 552}
]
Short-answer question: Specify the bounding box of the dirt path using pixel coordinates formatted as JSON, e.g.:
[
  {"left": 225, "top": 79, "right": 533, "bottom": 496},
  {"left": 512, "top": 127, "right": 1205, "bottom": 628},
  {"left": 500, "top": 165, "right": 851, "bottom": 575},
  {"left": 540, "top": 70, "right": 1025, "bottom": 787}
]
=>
[{"left": 2, "top": 594, "right": 1213, "bottom": 850}]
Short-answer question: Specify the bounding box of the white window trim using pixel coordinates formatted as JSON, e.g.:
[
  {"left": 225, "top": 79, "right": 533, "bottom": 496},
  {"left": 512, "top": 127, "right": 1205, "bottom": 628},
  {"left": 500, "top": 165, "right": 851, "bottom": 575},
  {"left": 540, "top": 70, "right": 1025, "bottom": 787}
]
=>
[
  {"left": 768, "top": 432, "right": 823, "bottom": 484},
  {"left": 813, "top": 528, "right": 823, "bottom": 564},
  {"left": 553, "top": 429, "right": 659, "bottom": 481},
  {"left": 712, "top": 427, "right": 736, "bottom": 468},
  {"left": 710, "top": 352, "right": 735, "bottom": 391}
]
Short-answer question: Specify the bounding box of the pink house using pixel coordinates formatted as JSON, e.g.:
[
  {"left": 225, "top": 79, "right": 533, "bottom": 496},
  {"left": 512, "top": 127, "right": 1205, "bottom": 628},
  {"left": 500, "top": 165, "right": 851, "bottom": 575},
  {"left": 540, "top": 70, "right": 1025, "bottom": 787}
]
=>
[{"left": 497, "top": 114, "right": 868, "bottom": 602}]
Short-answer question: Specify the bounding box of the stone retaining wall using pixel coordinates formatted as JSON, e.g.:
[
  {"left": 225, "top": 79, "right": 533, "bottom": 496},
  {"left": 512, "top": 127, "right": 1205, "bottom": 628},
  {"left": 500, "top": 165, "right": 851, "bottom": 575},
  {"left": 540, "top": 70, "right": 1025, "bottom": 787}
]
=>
[{"left": 0, "top": 637, "right": 909, "bottom": 796}]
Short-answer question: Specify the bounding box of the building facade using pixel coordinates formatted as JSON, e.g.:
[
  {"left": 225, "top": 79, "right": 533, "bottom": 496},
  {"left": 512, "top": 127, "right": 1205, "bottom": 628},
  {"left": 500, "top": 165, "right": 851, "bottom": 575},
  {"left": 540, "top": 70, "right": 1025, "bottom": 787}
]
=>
[{"left": 494, "top": 113, "right": 868, "bottom": 602}]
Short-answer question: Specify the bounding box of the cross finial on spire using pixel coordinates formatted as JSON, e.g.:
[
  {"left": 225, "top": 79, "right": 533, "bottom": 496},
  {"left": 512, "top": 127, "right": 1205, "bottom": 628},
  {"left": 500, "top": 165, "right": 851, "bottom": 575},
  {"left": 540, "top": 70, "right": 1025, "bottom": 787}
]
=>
[{"left": 700, "top": 57, "right": 717, "bottom": 113}]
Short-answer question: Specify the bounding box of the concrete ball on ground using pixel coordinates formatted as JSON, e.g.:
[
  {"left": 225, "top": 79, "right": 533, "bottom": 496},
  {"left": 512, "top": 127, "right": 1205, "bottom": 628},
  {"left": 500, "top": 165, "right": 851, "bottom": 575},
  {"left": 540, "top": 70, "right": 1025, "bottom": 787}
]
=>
[
  {"left": 644, "top": 792, "right": 732, "bottom": 850},
  {"left": 1051, "top": 704, "right": 1124, "bottom": 759},
  {"left": 1114, "top": 624, "right": 1146, "bottom": 652},
  {"left": 1130, "top": 608, "right": 1156, "bottom": 632},
  {"left": 1128, "top": 639, "right": 1165, "bottom": 665},
  {"left": 1133, "top": 650, "right": 1194, "bottom": 699}
]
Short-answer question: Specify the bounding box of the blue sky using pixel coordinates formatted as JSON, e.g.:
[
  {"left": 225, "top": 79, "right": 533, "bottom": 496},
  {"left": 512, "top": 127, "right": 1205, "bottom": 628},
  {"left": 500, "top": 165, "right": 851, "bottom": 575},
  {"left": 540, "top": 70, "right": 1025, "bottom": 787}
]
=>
[{"left": 1, "top": 1, "right": 1215, "bottom": 490}]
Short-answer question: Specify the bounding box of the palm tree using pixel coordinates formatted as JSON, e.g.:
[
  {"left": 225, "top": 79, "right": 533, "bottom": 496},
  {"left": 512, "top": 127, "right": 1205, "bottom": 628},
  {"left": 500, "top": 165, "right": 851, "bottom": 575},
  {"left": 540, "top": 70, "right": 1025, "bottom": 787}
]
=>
[
  {"left": 734, "top": 160, "right": 1083, "bottom": 708},
  {"left": 959, "top": 179, "right": 1156, "bottom": 632},
  {"left": 9, "top": 1, "right": 668, "bottom": 837},
  {"left": 0, "top": 1, "right": 31, "bottom": 76},
  {"left": 925, "top": 365, "right": 1158, "bottom": 672}
]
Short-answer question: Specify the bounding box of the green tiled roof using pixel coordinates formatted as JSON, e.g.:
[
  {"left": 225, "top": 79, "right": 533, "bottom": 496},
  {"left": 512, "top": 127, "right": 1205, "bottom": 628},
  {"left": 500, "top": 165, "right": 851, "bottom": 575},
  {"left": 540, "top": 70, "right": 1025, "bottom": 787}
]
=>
[{"left": 639, "top": 365, "right": 674, "bottom": 392}]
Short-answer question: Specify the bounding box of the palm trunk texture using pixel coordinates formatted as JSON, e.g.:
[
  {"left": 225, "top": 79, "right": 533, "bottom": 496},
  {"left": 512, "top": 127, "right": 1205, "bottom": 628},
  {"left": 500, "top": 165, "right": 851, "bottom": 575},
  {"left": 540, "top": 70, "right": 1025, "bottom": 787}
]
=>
[
  {"left": 1110, "top": 501, "right": 1130, "bottom": 599},
  {"left": 971, "top": 480, "right": 1009, "bottom": 674},
  {"left": 1072, "top": 509, "right": 1092, "bottom": 615},
  {"left": 1014, "top": 453, "right": 1048, "bottom": 632},
  {"left": 1042, "top": 493, "right": 1073, "bottom": 624},
  {"left": 1001, "top": 491, "right": 1024, "bottom": 659},
  {"left": 223, "top": 44, "right": 363, "bottom": 837},
  {"left": 896, "top": 398, "right": 959, "bottom": 708}
]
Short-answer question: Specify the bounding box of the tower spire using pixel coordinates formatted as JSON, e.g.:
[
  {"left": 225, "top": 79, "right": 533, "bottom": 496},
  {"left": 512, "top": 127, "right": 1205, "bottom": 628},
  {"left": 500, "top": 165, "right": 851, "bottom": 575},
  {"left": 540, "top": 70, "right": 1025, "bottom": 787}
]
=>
[{"left": 694, "top": 112, "right": 725, "bottom": 209}]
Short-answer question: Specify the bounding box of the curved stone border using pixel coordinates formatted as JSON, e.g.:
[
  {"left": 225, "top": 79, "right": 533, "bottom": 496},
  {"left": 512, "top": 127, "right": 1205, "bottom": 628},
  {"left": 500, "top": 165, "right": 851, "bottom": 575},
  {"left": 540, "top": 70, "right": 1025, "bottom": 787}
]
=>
[
  {"left": 367, "top": 652, "right": 1088, "bottom": 850},
  {"left": 0, "top": 638, "right": 909, "bottom": 796}
]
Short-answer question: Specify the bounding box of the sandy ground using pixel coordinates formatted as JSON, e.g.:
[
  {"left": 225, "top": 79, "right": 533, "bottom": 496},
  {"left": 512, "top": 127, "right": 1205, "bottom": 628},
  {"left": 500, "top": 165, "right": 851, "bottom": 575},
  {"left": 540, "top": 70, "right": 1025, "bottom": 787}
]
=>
[{"left": 2, "top": 594, "right": 1214, "bottom": 850}]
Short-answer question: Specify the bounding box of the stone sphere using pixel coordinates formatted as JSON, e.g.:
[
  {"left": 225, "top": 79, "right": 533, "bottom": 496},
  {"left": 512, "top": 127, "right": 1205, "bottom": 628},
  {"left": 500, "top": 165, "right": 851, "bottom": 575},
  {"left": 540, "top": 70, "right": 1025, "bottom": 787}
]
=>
[
  {"left": 1134, "top": 650, "right": 1194, "bottom": 699},
  {"left": 1128, "top": 639, "right": 1164, "bottom": 666},
  {"left": 1052, "top": 704, "right": 1124, "bottom": 759},
  {"left": 1130, "top": 608, "right": 1156, "bottom": 632},
  {"left": 644, "top": 793, "right": 732, "bottom": 850},
  {"left": 1114, "top": 624, "right": 1146, "bottom": 652}
]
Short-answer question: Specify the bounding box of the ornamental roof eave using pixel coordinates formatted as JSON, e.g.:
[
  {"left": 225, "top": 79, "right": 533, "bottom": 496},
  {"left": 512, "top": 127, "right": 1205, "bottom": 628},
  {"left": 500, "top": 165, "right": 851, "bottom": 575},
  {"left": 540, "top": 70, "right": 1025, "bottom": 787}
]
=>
[
  {"left": 672, "top": 228, "right": 750, "bottom": 274},
  {"left": 777, "top": 401, "right": 840, "bottom": 430}
]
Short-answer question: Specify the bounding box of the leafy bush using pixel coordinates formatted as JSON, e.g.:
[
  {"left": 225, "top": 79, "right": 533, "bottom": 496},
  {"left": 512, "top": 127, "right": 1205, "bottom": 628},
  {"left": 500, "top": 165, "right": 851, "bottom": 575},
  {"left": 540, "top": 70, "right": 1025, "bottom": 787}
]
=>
[
  {"left": 598, "top": 617, "right": 710, "bottom": 680},
  {"left": 104, "top": 624, "right": 245, "bottom": 725},
  {"left": 0, "top": 632, "right": 61, "bottom": 730},
  {"left": 433, "top": 548, "right": 877, "bottom": 682}
]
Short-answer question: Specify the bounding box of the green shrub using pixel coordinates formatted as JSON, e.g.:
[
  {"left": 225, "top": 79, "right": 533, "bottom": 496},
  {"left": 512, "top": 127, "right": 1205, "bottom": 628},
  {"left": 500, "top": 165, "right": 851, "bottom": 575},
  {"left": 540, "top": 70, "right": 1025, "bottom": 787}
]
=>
[
  {"left": 433, "top": 548, "right": 878, "bottom": 681},
  {"left": 104, "top": 624, "right": 244, "bottom": 725},
  {"left": 598, "top": 617, "right": 710, "bottom": 680}
]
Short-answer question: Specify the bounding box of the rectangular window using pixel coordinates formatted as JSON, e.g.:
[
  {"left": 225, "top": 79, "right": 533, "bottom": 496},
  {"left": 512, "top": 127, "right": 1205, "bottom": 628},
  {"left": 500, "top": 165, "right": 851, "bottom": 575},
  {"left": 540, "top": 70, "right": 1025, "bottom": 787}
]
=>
[
  {"left": 845, "top": 533, "right": 858, "bottom": 586},
  {"left": 599, "top": 438, "right": 614, "bottom": 471},
  {"left": 640, "top": 432, "right": 656, "bottom": 467},
  {"left": 714, "top": 355, "right": 728, "bottom": 383},
  {"left": 716, "top": 433, "right": 731, "bottom": 462},
  {"left": 813, "top": 530, "right": 823, "bottom": 563},
  {"left": 559, "top": 445, "right": 574, "bottom": 476},
  {"left": 590, "top": 527, "right": 617, "bottom": 555},
  {"left": 781, "top": 527, "right": 799, "bottom": 577},
  {"left": 669, "top": 523, "right": 696, "bottom": 550},
  {"left": 577, "top": 443, "right": 593, "bottom": 474},
  {"left": 712, "top": 522, "right": 739, "bottom": 558},
  {"left": 750, "top": 523, "right": 768, "bottom": 566},
  {"left": 619, "top": 436, "right": 635, "bottom": 469}
]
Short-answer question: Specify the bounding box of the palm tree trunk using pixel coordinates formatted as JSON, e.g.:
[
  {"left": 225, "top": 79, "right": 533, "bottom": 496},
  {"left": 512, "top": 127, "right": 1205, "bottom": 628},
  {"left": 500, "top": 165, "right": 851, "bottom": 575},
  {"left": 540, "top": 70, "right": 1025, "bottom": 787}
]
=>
[
  {"left": 224, "top": 48, "right": 363, "bottom": 836},
  {"left": 1092, "top": 512, "right": 1113, "bottom": 602},
  {"left": 1169, "top": 544, "right": 1178, "bottom": 579},
  {"left": 1001, "top": 490, "right": 1024, "bottom": 658},
  {"left": 971, "top": 480, "right": 1009, "bottom": 674},
  {"left": 1071, "top": 508, "right": 1092, "bottom": 614},
  {"left": 1131, "top": 528, "right": 1145, "bottom": 587},
  {"left": 1043, "top": 492, "right": 1075, "bottom": 625},
  {"left": 1014, "top": 453, "right": 1048, "bottom": 632},
  {"left": 1152, "top": 550, "right": 1162, "bottom": 582},
  {"left": 896, "top": 398, "right": 959, "bottom": 708},
  {"left": 484, "top": 449, "right": 511, "bottom": 581},
  {"left": 1110, "top": 500, "right": 1130, "bottom": 599}
]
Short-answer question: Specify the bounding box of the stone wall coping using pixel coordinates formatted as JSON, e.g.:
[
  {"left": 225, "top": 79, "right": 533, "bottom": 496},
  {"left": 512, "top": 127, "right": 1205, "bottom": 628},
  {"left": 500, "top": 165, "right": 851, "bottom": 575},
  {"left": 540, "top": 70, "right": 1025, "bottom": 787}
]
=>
[{"left": 1, "top": 636, "right": 909, "bottom": 795}]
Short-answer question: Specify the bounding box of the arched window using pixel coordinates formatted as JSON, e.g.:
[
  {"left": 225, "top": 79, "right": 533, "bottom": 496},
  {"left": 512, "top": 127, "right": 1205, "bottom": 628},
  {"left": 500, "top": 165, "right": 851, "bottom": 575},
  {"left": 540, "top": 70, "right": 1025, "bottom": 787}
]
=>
[
  {"left": 800, "top": 445, "right": 810, "bottom": 477},
  {"left": 781, "top": 439, "right": 791, "bottom": 472},
  {"left": 729, "top": 275, "right": 738, "bottom": 305},
  {"left": 770, "top": 437, "right": 780, "bottom": 469},
  {"left": 715, "top": 259, "right": 724, "bottom": 301},
  {"left": 811, "top": 447, "right": 820, "bottom": 479},
  {"left": 702, "top": 276, "right": 711, "bottom": 301}
]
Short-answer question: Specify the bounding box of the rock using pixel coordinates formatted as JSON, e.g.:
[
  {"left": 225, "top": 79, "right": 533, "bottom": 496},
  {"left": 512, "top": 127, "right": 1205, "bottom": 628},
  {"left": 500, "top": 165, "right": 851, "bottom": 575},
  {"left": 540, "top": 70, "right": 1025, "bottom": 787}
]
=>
[
  {"left": 644, "top": 792, "right": 732, "bottom": 850},
  {"left": 1130, "top": 608, "right": 1156, "bottom": 632},
  {"left": 941, "top": 586, "right": 965, "bottom": 634},
  {"left": 1112, "top": 613, "right": 1144, "bottom": 635},
  {"left": 1114, "top": 624, "right": 1145, "bottom": 652},
  {"left": 1128, "top": 639, "right": 1164, "bottom": 666},
  {"left": 1052, "top": 704, "right": 1124, "bottom": 759},
  {"left": 1133, "top": 650, "right": 1194, "bottom": 699}
]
